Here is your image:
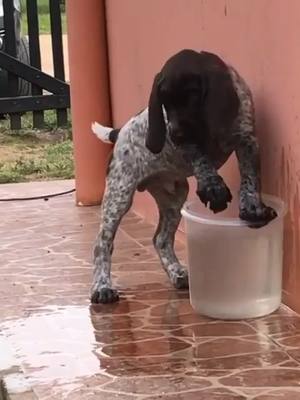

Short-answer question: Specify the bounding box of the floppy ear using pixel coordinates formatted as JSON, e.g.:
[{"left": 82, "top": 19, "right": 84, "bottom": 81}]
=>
[{"left": 146, "top": 73, "right": 166, "bottom": 154}]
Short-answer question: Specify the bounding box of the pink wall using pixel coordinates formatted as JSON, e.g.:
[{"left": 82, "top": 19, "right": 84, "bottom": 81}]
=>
[{"left": 105, "top": 0, "right": 300, "bottom": 311}]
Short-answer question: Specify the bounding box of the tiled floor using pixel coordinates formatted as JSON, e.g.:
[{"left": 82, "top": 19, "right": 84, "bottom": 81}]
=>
[{"left": 1, "top": 180, "right": 300, "bottom": 399}]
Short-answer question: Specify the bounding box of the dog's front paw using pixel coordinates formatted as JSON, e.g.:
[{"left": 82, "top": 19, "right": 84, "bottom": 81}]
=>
[
  {"left": 197, "top": 176, "right": 232, "bottom": 213},
  {"left": 91, "top": 287, "right": 120, "bottom": 304},
  {"left": 240, "top": 199, "right": 277, "bottom": 228}
]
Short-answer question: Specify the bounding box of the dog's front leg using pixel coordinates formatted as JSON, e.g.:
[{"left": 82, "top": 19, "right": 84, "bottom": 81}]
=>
[
  {"left": 236, "top": 134, "right": 277, "bottom": 227},
  {"left": 186, "top": 149, "right": 232, "bottom": 213}
]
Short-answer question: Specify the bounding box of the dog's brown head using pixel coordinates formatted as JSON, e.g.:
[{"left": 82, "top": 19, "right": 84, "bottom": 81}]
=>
[{"left": 146, "top": 49, "right": 240, "bottom": 154}]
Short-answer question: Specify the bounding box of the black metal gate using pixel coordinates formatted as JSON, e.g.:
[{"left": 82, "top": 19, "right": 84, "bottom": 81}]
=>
[{"left": 0, "top": 0, "right": 70, "bottom": 129}]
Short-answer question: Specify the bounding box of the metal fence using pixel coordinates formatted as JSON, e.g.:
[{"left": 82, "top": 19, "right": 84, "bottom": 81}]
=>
[{"left": 0, "top": 0, "right": 70, "bottom": 129}]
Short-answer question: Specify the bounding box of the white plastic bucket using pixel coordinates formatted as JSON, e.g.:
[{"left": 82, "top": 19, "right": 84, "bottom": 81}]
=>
[{"left": 181, "top": 194, "right": 286, "bottom": 320}]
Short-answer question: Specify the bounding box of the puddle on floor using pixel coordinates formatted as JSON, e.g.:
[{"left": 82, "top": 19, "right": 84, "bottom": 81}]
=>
[{"left": 0, "top": 305, "right": 100, "bottom": 392}]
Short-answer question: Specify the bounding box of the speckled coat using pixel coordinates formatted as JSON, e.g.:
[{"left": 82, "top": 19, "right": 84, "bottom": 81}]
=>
[{"left": 90, "top": 50, "right": 276, "bottom": 304}]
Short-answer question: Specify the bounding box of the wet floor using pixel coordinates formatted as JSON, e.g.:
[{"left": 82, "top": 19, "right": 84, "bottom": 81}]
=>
[{"left": 1, "top": 180, "right": 300, "bottom": 399}]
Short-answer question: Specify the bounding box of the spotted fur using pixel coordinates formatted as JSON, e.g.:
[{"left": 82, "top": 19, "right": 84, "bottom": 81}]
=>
[{"left": 91, "top": 50, "right": 276, "bottom": 304}]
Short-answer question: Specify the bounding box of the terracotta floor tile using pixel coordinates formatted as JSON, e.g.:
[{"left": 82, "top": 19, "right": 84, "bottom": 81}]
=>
[
  {"left": 149, "top": 312, "right": 211, "bottom": 327},
  {"left": 196, "top": 352, "right": 290, "bottom": 370},
  {"left": 150, "top": 300, "right": 195, "bottom": 317},
  {"left": 101, "top": 337, "right": 191, "bottom": 357},
  {"left": 43, "top": 392, "right": 137, "bottom": 400},
  {"left": 171, "top": 322, "right": 256, "bottom": 337},
  {"left": 113, "top": 261, "right": 163, "bottom": 272},
  {"left": 254, "top": 390, "right": 300, "bottom": 399},
  {"left": 287, "top": 349, "right": 300, "bottom": 362},
  {"left": 220, "top": 368, "right": 300, "bottom": 387},
  {"left": 132, "top": 288, "right": 190, "bottom": 301},
  {"left": 102, "top": 375, "right": 211, "bottom": 395},
  {"left": 249, "top": 315, "right": 300, "bottom": 335},
  {"left": 114, "top": 271, "right": 169, "bottom": 289},
  {"left": 90, "top": 300, "right": 149, "bottom": 315},
  {"left": 280, "top": 360, "right": 300, "bottom": 367},
  {"left": 94, "top": 329, "right": 164, "bottom": 344},
  {"left": 272, "top": 333, "right": 300, "bottom": 348},
  {"left": 1, "top": 180, "right": 300, "bottom": 399},
  {"left": 91, "top": 315, "right": 144, "bottom": 331},
  {"left": 146, "top": 388, "right": 246, "bottom": 399},
  {"left": 98, "top": 357, "right": 191, "bottom": 376},
  {"left": 193, "top": 337, "right": 277, "bottom": 359}
]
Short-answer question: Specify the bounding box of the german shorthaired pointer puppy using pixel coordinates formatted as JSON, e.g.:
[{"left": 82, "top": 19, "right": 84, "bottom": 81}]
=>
[{"left": 91, "top": 49, "right": 277, "bottom": 304}]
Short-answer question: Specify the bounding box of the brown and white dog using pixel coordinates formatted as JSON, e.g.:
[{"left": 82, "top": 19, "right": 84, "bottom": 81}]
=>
[{"left": 91, "top": 49, "right": 276, "bottom": 304}]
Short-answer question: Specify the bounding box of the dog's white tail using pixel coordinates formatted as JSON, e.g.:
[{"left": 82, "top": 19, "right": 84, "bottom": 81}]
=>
[{"left": 91, "top": 121, "right": 114, "bottom": 144}]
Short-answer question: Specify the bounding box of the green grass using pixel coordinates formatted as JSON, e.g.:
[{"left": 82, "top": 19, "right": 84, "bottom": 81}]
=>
[
  {"left": 0, "top": 140, "right": 74, "bottom": 184},
  {"left": 20, "top": 0, "right": 66, "bottom": 35},
  {"left": 21, "top": 12, "right": 67, "bottom": 35},
  {"left": 0, "top": 111, "right": 74, "bottom": 184}
]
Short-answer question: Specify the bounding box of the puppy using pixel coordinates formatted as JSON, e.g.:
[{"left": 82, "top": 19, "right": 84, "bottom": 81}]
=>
[{"left": 91, "top": 49, "right": 276, "bottom": 304}]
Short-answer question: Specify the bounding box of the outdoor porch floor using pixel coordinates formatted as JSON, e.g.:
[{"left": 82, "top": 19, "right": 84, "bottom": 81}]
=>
[{"left": 1, "top": 180, "right": 300, "bottom": 399}]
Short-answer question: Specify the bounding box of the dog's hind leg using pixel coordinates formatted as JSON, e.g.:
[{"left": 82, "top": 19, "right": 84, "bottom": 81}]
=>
[
  {"left": 91, "top": 159, "right": 136, "bottom": 304},
  {"left": 147, "top": 178, "right": 189, "bottom": 289}
]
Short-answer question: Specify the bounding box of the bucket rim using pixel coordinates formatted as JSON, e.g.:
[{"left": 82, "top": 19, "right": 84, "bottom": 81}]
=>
[{"left": 181, "top": 194, "right": 287, "bottom": 227}]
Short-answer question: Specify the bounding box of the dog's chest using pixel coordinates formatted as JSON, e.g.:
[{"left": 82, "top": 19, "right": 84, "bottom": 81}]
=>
[
  {"left": 160, "top": 138, "right": 234, "bottom": 175},
  {"left": 205, "top": 138, "right": 234, "bottom": 169}
]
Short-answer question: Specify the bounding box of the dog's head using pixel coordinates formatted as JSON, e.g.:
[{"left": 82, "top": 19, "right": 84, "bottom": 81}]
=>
[{"left": 146, "top": 49, "right": 240, "bottom": 154}]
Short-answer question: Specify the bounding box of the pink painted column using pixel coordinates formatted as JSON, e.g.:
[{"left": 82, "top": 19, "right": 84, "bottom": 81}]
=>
[{"left": 66, "top": 0, "right": 111, "bottom": 205}]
